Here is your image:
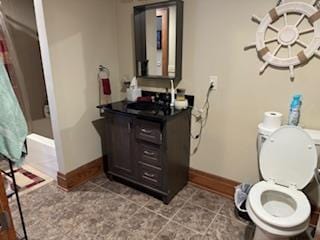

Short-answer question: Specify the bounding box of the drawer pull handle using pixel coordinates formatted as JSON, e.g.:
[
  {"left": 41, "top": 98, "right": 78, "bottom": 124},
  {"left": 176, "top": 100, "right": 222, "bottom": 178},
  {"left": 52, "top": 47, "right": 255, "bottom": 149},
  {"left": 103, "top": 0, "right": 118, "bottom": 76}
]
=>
[
  {"left": 141, "top": 128, "right": 152, "bottom": 134},
  {"left": 143, "top": 150, "right": 155, "bottom": 156},
  {"left": 144, "top": 172, "right": 155, "bottom": 178}
]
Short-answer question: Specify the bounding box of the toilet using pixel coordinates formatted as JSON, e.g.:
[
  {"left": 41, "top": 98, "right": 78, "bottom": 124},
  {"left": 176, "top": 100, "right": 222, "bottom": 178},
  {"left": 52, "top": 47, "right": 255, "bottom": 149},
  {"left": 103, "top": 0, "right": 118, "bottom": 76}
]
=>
[{"left": 247, "top": 126, "right": 318, "bottom": 240}]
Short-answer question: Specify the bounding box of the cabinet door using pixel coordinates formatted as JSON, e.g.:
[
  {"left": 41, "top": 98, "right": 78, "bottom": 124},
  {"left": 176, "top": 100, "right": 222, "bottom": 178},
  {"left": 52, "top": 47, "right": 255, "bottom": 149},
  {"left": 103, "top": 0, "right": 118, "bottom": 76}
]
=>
[{"left": 108, "top": 114, "right": 135, "bottom": 177}]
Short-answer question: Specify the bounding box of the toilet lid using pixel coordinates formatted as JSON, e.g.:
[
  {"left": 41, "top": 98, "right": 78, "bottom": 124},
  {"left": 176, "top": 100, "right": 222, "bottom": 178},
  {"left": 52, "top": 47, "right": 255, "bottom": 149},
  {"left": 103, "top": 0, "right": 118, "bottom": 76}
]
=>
[{"left": 260, "top": 126, "right": 317, "bottom": 189}]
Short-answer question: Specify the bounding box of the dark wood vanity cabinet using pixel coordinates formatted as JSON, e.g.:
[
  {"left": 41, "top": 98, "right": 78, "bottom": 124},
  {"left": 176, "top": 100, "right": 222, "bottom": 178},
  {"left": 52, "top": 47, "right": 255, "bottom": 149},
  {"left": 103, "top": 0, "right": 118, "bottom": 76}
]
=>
[{"left": 103, "top": 109, "right": 191, "bottom": 203}]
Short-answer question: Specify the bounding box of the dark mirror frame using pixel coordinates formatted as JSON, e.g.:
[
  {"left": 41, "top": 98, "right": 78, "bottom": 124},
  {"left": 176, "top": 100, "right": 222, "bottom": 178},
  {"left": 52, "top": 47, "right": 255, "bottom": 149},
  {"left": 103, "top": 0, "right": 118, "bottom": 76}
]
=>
[{"left": 134, "top": 0, "right": 184, "bottom": 84}]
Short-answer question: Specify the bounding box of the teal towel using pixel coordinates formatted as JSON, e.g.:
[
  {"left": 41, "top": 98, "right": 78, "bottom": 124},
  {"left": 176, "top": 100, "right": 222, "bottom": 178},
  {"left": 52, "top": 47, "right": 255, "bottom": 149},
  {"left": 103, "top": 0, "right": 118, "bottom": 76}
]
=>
[{"left": 0, "top": 58, "right": 28, "bottom": 164}]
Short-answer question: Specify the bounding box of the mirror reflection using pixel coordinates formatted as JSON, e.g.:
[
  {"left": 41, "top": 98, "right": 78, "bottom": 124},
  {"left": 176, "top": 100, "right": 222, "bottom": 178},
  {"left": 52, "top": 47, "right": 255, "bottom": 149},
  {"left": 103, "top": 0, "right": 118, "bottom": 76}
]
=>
[{"left": 145, "top": 6, "right": 176, "bottom": 77}]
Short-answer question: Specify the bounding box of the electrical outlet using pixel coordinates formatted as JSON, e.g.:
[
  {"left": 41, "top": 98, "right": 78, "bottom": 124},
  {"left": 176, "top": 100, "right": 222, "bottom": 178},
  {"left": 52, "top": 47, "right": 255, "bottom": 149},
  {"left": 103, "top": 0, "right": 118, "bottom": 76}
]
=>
[{"left": 209, "top": 76, "right": 218, "bottom": 90}]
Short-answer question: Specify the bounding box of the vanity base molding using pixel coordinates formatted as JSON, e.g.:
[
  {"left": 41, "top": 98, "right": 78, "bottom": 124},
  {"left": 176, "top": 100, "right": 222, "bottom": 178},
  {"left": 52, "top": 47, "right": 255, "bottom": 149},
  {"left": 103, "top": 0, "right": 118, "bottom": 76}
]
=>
[{"left": 57, "top": 157, "right": 103, "bottom": 191}]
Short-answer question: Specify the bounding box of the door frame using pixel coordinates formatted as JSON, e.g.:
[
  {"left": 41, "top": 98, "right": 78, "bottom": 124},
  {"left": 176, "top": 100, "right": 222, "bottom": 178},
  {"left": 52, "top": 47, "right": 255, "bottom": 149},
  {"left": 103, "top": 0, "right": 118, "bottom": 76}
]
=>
[{"left": 156, "top": 8, "right": 169, "bottom": 76}]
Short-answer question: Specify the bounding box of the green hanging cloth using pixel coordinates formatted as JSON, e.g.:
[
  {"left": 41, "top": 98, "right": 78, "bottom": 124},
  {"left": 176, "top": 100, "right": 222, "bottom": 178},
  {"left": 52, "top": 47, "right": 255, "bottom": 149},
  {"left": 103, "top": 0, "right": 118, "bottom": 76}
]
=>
[{"left": 0, "top": 58, "right": 28, "bottom": 165}]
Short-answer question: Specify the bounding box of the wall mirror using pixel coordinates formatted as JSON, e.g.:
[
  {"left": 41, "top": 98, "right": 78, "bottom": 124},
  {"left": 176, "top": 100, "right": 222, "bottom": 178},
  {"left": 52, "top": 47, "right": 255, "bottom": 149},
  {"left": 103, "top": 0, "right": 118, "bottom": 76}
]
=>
[{"left": 134, "top": 0, "right": 183, "bottom": 83}]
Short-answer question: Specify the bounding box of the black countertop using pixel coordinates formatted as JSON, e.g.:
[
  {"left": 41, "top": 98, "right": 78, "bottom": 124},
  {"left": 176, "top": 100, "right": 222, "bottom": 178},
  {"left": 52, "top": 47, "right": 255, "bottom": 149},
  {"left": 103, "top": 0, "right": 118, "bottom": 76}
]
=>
[{"left": 97, "top": 100, "right": 191, "bottom": 121}]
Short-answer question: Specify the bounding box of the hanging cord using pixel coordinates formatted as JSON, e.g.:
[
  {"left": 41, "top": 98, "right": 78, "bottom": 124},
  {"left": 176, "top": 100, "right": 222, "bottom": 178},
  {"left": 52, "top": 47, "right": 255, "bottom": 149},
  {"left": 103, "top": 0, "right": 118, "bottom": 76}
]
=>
[
  {"left": 191, "top": 84, "right": 214, "bottom": 155},
  {"left": 315, "top": 0, "right": 320, "bottom": 9}
]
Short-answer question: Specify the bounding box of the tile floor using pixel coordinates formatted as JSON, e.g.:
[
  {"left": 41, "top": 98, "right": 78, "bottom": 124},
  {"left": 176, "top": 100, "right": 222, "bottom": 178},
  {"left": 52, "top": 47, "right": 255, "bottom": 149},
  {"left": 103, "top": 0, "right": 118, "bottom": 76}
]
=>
[{"left": 10, "top": 174, "right": 311, "bottom": 240}]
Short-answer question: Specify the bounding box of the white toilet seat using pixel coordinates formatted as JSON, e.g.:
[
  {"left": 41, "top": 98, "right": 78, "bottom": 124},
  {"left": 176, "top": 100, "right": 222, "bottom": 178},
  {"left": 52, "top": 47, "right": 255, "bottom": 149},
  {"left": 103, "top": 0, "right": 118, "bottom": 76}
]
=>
[
  {"left": 247, "top": 181, "right": 311, "bottom": 229},
  {"left": 248, "top": 126, "right": 317, "bottom": 239}
]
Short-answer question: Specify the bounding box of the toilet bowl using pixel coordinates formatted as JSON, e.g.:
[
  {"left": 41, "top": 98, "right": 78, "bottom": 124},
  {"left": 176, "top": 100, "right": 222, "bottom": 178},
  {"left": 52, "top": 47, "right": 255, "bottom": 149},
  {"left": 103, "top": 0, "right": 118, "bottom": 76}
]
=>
[{"left": 247, "top": 126, "right": 318, "bottom": 240}]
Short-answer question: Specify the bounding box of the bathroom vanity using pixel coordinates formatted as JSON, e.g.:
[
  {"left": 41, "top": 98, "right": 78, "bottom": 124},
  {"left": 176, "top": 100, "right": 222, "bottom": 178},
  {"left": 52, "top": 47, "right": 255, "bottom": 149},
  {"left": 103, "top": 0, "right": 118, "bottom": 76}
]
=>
[
  {"left": 96, "top": 0, "right": 187, "bottom": 204},
  {"left": 98, "top": 100, "right": 191, "bottom": 203}
]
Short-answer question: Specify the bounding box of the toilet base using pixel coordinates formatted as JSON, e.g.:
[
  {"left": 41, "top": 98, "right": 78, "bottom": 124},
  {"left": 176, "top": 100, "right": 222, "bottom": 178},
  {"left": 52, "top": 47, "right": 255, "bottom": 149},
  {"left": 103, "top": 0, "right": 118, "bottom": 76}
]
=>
[{"left": 253, "top": 227, "right": 289, "bottom": 240}]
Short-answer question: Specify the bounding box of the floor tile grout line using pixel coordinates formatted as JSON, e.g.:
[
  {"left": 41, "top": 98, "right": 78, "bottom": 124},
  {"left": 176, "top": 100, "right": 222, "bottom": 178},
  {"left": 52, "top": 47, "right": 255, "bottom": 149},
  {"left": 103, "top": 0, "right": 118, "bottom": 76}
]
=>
[
  {"left": 175, "top": 189, "right": 226, "bottom": 236},
  {"left": 10, "top": 182, "right": 79, "bottom": 238},
  {"left": 143, "top": 196, "right": 190, "bottom": 221},
  {"left": 152, "top": 219, "right": 171, "bottom": 240},
  {"left": 72, "top": 189, "right": 151, "bottom": 240},
  {"left": 92, "top": 179, "right": 245, "bottom": 237},
  {"left": 170, "top": 219, "right": 204, "bottom": 236},
  {"left": 21, "top": 179, "right": 243, "bottom": 240},
  {"left": 152, "top": 202, "right": 192, "bottom": 239},
  {"left": 88, "top": 179, "right": 108, "bottom": 188},
  {"left": 201, "top": 213, "right": 219, "bottom": 239},
  {"left": 141, "top": 206, "right": 171, "bottom": 221},
  {"left": 215, "top": 212, "right": 252, "bottom": 227},
  {"left": 93, "top": 179, "right": 157, "bottom": 209},
  {"left": 185, "top": 199, "right": 226, "bottom": 215},
  {"left": 214, "top": 195, "right": 253, "bottom": 227},
  {"left": 54, "top": 182, "right": 121, "bottom": 238},
  {"left": 93, "top": 182, "right": 143, "bottom": 207},
  {"left": 151, "top": 187, "right": 202, "bottom": 240},
  {"left": 105, "top": 194, "right": 154, "bottom": 240},
  {"left": 158, "top": 187, "right": 209, "bottom": 236},
  {"left": 201, "top": 202, "right": 225, "bottom": 238},
  {"left": 93, "top": 178, "right": 231, "bottom": 219}
]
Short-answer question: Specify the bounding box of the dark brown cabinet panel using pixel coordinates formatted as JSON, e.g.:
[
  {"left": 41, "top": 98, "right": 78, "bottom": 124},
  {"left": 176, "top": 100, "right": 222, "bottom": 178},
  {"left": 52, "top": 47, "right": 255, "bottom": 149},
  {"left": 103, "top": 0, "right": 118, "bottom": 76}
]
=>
[
  {"left": 108, "top": 114, "right": 135, "bottom": 178},
  {"left": 103, "top": 109, "right": 191, "bottom": 204}
]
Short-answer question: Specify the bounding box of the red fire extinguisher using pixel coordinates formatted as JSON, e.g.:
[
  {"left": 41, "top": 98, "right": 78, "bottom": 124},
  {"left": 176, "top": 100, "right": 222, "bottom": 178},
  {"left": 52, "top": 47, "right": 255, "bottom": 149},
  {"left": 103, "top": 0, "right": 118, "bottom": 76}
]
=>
[{"left": 98, "top": 65, "right": 111, "bottom": 95}]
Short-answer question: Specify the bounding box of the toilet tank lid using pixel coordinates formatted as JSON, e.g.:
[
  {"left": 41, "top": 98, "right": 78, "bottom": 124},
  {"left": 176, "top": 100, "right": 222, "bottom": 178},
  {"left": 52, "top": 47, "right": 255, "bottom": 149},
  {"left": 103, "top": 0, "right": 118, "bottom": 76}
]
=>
[
  {"left": 258, "top": 123, "right": 320, "bottom": 145},
  {"left": 260, "top": 126, "right": 318, "bottom": 190}
]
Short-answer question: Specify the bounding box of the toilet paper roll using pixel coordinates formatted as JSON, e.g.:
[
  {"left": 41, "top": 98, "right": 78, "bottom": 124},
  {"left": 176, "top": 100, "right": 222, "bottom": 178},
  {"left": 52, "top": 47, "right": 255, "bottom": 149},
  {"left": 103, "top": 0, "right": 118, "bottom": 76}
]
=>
[{"left": 262, "top": 112, "right": 283, "bottom": 130}]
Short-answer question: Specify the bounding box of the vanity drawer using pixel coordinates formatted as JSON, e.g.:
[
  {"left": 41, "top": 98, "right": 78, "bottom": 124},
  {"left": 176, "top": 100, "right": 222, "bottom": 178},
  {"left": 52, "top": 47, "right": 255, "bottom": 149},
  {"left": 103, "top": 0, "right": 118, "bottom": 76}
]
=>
[
  {"left": 138, "top": 143, "right": 162, "bottom": 168},
  {"left": 138, "top": 163, "right": 162, "bottom": 189},
  {"left": 135, "top": 120, "right": 162, "bottom": 144}
]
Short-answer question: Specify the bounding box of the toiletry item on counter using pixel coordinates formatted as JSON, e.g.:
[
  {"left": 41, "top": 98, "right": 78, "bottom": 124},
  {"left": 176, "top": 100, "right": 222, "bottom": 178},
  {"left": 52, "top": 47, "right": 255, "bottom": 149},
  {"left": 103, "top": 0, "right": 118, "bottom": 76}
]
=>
[
  {"left": 170, "top": 80, "right": 175, "bottom": 107},
  {"left": 288, "top": 94, "right": 302, "bottom": 126},
  {"left": 175, "top": 88, "right": 189, "bottom": 109},
  {"left": 127, "top": 76, "right": 142, "bottom": 102},
  {"left": 175, "top": 99, "right": 188, "bottom": 110},
  {"left": 262, "top": 111, "right": 283, "bottom": 130}
]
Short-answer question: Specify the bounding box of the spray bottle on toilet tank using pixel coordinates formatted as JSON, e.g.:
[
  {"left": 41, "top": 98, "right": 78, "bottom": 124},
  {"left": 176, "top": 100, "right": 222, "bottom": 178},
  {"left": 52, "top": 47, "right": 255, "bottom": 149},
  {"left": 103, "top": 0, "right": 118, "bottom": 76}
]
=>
[{"left": 288, "top": 94, "right": 302, "bottom": 126}]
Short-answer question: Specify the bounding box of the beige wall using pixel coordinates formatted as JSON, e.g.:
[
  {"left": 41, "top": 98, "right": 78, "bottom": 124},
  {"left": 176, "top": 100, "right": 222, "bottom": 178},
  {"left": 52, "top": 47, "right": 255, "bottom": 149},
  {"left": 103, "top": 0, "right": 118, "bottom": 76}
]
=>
[
  {"left": 116, "top": 0, "right": 320, "bottom": 205},
  {"left": 42, "top": 0, "right": 121, "bottom": 172}
]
